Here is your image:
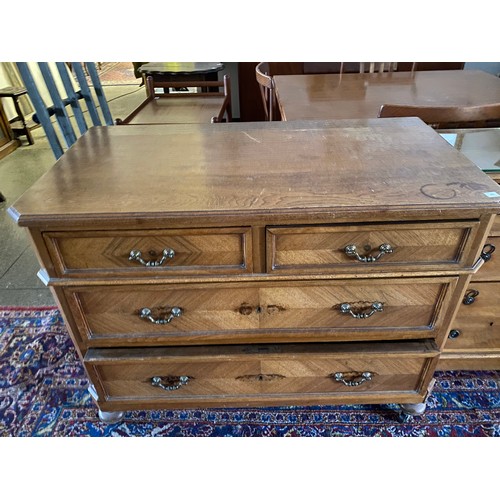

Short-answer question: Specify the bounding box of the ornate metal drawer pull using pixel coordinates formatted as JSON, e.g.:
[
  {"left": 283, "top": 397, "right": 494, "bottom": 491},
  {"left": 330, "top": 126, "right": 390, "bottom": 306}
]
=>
[
  {"left": 340, "top": 302, "right": 384, "bottom": 319},
  {"left": 151, "top": 375, "right": 189, "bottom": 391},
  {"left": 480, "top": 243, "right": 495, "bottom": 262},
  {"left": 344, "top": 243, "right": 393, "bottom": 262},
  {"left": 140, "top": 307, "right": 182, "bottom": 324},
  {"left": 333, "top": 371, "right": 373, "bottom": 386},
  {"left": 129, "top": 248, "right": 175, "bottom": 267},
  {"left": 463, "top": 289, "right": 479, "bottom": 305}
]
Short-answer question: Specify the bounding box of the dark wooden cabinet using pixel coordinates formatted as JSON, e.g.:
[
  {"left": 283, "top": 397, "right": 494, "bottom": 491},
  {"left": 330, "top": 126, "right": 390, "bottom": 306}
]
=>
[{"left": 0, "top": 99, "right": 19, "bottom": 160}]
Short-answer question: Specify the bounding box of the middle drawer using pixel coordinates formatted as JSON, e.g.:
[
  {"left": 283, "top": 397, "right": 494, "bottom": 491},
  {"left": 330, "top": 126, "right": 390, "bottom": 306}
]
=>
[{"left": 65, "top": 277, "right": 458, "bottom": 346}]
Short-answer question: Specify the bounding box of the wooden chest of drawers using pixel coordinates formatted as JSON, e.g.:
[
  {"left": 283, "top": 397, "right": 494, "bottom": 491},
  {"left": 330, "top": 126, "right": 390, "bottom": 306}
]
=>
[{"left": 9, "top": 118, "right": 500, "bottom": 422}]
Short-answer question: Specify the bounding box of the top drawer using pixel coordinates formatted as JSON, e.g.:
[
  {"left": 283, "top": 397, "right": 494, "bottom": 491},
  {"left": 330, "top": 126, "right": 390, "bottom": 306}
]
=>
[
  {"left": 43, "top": 227, "right": 252, "bottom": 278},
  {"left": 267, "top": 221, "right": 480, "bottom": 274}
]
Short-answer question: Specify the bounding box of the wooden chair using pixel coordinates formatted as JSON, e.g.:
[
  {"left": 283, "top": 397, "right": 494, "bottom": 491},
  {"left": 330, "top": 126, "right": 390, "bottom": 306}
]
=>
[
  {"left": 255, "top": 62, "right": 306, "bottom": 121},
  {"left": 16, "top": 62, "right": 113, "bottom": 159},
  {"left": 378, "top": 102, "right": 500, "bottom": 129},
  {"left": 338, "top": 62, "right": 411, "bottom": 74},
  {"left": 116, "top": 74, "right": 232, "bottom": 125},
  {"left": 255, "top": 62, "right": 276, "bottom": 121}
]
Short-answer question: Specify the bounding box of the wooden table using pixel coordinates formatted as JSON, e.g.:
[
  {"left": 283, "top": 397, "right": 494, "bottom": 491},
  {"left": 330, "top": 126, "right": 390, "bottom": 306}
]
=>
[
  {"left": 138, "top": 62, "right": 224, "bottom": 84},
  {"left": 274, "top": 70, "right": 500, "bottom": 121}
]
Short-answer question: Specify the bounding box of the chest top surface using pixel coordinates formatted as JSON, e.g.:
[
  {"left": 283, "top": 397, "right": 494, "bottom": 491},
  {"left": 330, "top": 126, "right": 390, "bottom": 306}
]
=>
[{"left": 9, "top": 118, "right": 500, "bottom": 226}]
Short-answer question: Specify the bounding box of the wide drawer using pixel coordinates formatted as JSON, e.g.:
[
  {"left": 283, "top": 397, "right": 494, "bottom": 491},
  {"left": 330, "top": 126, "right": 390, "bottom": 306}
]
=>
[
  {"left": 66, "top": 277, "right": 458, "bottom": 345},
  {"left": 267, "top": 221, "right": 480, "bottom": 274},
  {"left": 85, "top": 341, "right": 439, "bottom": 409},
  {"left": 43, "top": 227, "right": 252, "bottom": 278},
  {"left": 445, "top": 282, "right": 500, "bottom": 352}
]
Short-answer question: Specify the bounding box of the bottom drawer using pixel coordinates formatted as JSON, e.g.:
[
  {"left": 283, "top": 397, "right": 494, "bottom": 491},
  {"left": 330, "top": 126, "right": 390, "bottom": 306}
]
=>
[{"left": 86, "top": 341, "right": 439, "bottom": 410}]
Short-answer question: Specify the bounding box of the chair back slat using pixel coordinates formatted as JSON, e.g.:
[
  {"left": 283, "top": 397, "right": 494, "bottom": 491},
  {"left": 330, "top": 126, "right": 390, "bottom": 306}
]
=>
[
  {"left": 358, "top": 62, "right": 397, "bottom": 73},
  {"left": 55, "top": 62, "right": 88, "bottom": 135},
  {"left": 38, "top": 62, "right": 78, "bottom": 148},
  {"left": 85, "top": 62, "right": 114, "bottom": 125},
  {"left": 16, "top": 62, "right": 65, "bottom": 159},
  {"left": 71, "top": 62, "right": 102, "bottom": 126}
]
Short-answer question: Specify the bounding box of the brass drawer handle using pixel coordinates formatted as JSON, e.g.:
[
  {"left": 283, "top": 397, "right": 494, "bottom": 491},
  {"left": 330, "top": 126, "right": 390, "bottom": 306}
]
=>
[
  {"left": 340, "top": 302, "right": 384, "bottom": 319},
  {"left": 344, "top": 243, "right": 393, "bottom": 262},
  {"left": 480, "top": 243, "right": 496, "bottom": 262},
  {"left": 333, "top": 371, "right": 373, "bottom": 387},
  {"left": 140, "top": 307, "right": 182, "bottom": 324},
  {"left": 151, "top": 375, "right": 189, "bottom": 391},
  {"left": 463, "top": 289, "right": 479, "bottom": 305},
  {"left": 129, "top": 248, "right": 175, "bottom": 267}
]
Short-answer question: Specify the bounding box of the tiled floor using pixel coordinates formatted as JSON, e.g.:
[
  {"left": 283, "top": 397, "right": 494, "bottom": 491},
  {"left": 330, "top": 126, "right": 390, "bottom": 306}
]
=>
[{"left": 0, "top": 84, "right": 146, "bottom": 306}]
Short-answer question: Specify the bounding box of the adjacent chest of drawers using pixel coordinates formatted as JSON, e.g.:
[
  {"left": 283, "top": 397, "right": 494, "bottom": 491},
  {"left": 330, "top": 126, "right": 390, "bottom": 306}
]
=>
[
  {"left": 9, "top": 118, "right": 500, "bottom": 420},
  {"left": 439, "top": 169, "right": 500, "bottom": 370}
]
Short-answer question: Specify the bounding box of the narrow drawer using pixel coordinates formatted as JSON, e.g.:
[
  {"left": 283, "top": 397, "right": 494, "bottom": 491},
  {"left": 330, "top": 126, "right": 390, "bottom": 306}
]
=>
[
  {"left": 85, "top": 341, "right": 439, "bottom": 409},
  {"left": 66, "top": 277, "right": 458, "bottom": 345},
  {"left": 445, "top": 282, "right": 500, "bottom": 352},
  {"left": 267, "top": 221, "right": 480, "bottom": 274},
  {"left": 43, "top": 227, "right": 252, "bottom": 277}
]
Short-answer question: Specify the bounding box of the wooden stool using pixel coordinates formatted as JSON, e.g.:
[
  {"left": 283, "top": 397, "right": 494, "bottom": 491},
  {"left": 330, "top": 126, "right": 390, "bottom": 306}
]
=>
[{"left": 0, "top": 86, "right": 36, "bottom": 145}]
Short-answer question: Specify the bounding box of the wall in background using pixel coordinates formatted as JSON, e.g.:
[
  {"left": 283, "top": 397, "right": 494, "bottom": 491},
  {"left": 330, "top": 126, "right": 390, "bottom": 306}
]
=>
[{"left": 464, "top": 62, "right": 500, "bottom": 76}]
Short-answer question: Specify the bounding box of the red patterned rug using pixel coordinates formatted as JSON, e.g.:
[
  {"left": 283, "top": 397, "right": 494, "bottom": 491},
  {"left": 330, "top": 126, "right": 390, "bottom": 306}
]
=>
[{"left": 1, "top": 306, "right": 499, "bottom": 437}]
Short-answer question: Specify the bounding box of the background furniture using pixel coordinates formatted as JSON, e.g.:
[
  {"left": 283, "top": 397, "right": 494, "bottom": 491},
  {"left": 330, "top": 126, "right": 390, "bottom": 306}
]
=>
[
  {"left": 116, "top": 75, "right": 232, "bottom": 125},
  {"left": 273, "top": 70, "right": 500, "bottom": 122},
  {"left": 0, "top": 98, "right": 19, "bottom": 162},
  {"left": 9, "top": 117, "right": 499, "bottom": 422},
  {"left": 239, "top": 62, "right": 465, "bottom": 121},
  {"left": 16, "top": 62, "right": 113, "bottom": 159},
  {"left": 255, "top": 62, "right": 276, "bottom": 121},
  {"left": 256, "top": 62, "right": 406, "bottom": 121},
  {"left": 437, "top": 127, "right": 500, "bottom": 370},
  {"left": 138, "top": 62, "right": 224, "bottom": 90},
  {"left": 0, "top": 86, "right": 36, "bottom": 145},
  {"left": 378, "top": 102, "right": 500, "bottom": 129}
]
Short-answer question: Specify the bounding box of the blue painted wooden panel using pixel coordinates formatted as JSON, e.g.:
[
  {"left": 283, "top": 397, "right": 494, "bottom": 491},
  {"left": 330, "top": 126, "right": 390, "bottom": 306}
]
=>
[
  {"left": 16, "top": 62, "right": 65, "bottom": 159},
  {"left": 16, "top": 62, "right": 114, "bottom": 160}
]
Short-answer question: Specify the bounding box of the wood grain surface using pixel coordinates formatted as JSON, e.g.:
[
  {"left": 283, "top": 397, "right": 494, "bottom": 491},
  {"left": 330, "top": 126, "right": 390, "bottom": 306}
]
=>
[{"left": 9, "top": 118, "right": 500, "bottom": 227}]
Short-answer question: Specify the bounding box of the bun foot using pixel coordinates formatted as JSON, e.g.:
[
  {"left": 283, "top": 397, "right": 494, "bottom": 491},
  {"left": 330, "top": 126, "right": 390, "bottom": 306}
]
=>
[
  {"left": 399, "top": 402, "right": 427, "bottom": 416},
  {"left": 396, "top": 402, "right": 427, "bottom": 422},
  {"left": 88, "top": 384, "right": 125, "bottom": 424},
  {"left": 98, "top": 410, "right": 125, "bottom": 424}
]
